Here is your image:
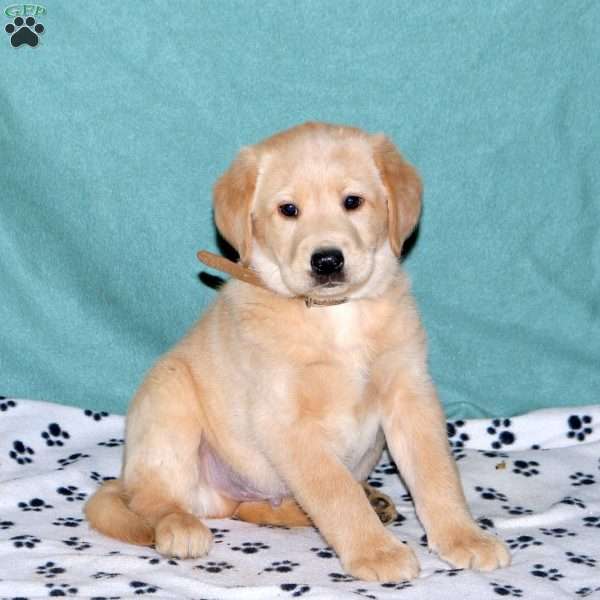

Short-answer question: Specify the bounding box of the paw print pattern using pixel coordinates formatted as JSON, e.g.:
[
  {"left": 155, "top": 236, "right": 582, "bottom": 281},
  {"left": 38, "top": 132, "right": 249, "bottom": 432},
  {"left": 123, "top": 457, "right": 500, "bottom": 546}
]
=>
[
  {"left": 130, "top": 580, "right": 159, "bottom": 594},
  {"left": 567, "top": 415, "right": 593, "bottom": 441},
  {"left": 477, "top": 517, "right": 496, "bottom": 531},
  {"left": 280, "top": 583, "right": 311, "bottom": 597},
  {"left": 559, "top": 496, "right": 586, "bottom": 509},
  {"left": 490, "top": 582, "right": 523, "bottom": 597},
  {"left": 11, "top": 534, "right": 41, "bottom": 548},
  {"left": 582, "top": 516, "right": 600, "bottom": 529},
  {"left": 41, "top": 423, "right": 70, "bottom": 447},
  {"left": 1, "top": 520, "right": 15, "bottom": 530},
  {"left": 45, "top": 583, "right": 78, "bottom": 596},
  {"left": 565, "top": 551, "right": 596, "bottom": 567},
  {"left": 310, "top": 546, "right": 335, "bottom": 559},
  {"left": 58, "top": 453, "right": 90, "bottom": 467},
  {"left": 53, "top": 516, "right": 83, "bottom": 527},
  {"left": 506, "top": 535, "right": 543, "bottom": 550},
  {"left": 5, "top": 16, "right": 44, "bottom": 47},
  {"left": 570, "top": 472, "right": 595, "bottom": 487},
  {"left": 502, "top": 505, "right": 533, "bottom": 516},
  {"left": 84, "top": 408, "right": 109, "bottom": 421},
  {"left": 62, "top": 537, "right": 91, "bottom": 551},
  {"left": 231, "top": 541, "right": 270, "bottom": 554},
  {"left": 486, "top": 419, "right": 516, "bottom": 449},
  {"left": 0, "top": 397, "right": 17, "bottom": 411},
  {"left": 138, "top": 554, "right": 178, "bottom": 566},
  {"left": 530, "top": 564, "right": 564, "bottom": 581},
  {"left": 475, "top": 486, "right": 508, "bottom": 502},
  {"left": 264, "top": 560, "right": 300, "bottom": 573},
  {"left": 195, "top": 561, "right": 234, "bottom": 573},
  {"left": 209, "top": 527, "right": 229, "bottom": 544},
  {"left": 90, "top": 470, "right": 117, "bottom": 483},
  {"left": 512, "top": 460, "right": 540, "bottom": 477},
  {"left": 540, "top": 527, "right": 576, "bottom": 538},
  {"left": 18, "top": 497, "right": 53, "bottom": 511},
  {"left": 36, "top": 561, "right": 66, "bottom": 578},
  {"left": 57, "top": 485, "right": 87, "bottom": 502},
  {"left": 9, "top": 439, "right": 35, "bottom": 464},
  {"left": 447, "top": 420, "right": 470, "bottom": 455}
]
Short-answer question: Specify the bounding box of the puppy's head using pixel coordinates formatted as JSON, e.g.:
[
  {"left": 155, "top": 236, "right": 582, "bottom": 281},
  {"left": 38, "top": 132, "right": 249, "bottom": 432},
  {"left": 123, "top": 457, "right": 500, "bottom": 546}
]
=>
[{"left": 214, "top": 122, "right": 421, "bottom": 300}]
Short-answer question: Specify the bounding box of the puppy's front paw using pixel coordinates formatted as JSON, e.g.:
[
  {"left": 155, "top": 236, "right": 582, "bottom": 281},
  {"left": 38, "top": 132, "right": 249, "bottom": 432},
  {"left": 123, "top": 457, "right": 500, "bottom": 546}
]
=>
[
  {"left": 344, "top": 534, "right": 420, "bottom": 582},
  {"left": 430, "top": 526, "right": 510, "bottom": 571},
  {"left": 155, "top": 512, "right": 212, "bottom": 559}
]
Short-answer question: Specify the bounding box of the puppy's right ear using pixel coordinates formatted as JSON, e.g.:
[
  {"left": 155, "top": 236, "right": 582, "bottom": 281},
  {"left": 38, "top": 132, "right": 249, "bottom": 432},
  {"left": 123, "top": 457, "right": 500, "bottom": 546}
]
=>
[{"left": 213, "top": 148, "right": 258, "bottom": 266}]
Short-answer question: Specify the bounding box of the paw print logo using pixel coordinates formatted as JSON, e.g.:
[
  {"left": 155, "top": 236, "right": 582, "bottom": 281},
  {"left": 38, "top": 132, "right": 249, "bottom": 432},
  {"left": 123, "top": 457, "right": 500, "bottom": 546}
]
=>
[
  {"left": 195, "top": 560, "right": 233, "bottom": 573},
  {"left": 36, "top": 561, "right": 66, "bottom": 578},
  {"left": 570, "top": 472, "right": 595, "bottom": 487},
  {"left": 264, "top": 560, "right": 300, "bottom": 573},
  {"left": 486, "top": 419, "right": 515, "bottom": 449},
  {"left": 512, "top": 460, "right": 540, "bottom": 477},
  {"left": 9, "top": 439, "right": 35, "bottom": 464},
  {"left": 310, "top": 546, "right": 335, "bottom": 559},
  {"left": 57, "top": 485, "right": 87, "bottom": 502},
  {"left": 231, "top": 541, "right": 270, "bottom": 554},
  {"left": 490, "top": 582, "right": 523, "bottom": 597},
  {"left": 11, "top": 534, "right": 41, "bottom": 548},
  {"left": 567, "top": 415, "right": 593, "bottom": 442},
  {"left": 41, "top": 423, "right": 70, "bottom": 447},
  {"left": 18, "top": 497, "right": 53, "bottom": 512},
  {"left": 5, "top": 16, "right": 44, "bottom": 48},
  {"left": 530, "top": 564, "right": 564, "bottom": 581}
]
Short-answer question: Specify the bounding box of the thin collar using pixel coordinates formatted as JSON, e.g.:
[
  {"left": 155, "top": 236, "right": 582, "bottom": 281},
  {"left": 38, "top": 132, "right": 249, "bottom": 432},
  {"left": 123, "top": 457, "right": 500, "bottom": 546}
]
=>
[{"left": 197, "top": 250, "right": 349, "bottom": 308}]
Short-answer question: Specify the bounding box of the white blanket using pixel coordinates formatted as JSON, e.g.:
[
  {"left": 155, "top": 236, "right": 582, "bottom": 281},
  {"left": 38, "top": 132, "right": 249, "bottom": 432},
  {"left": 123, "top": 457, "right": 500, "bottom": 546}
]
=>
[{"left": 1, "top": 397, "right": 599, "bottom": 599}]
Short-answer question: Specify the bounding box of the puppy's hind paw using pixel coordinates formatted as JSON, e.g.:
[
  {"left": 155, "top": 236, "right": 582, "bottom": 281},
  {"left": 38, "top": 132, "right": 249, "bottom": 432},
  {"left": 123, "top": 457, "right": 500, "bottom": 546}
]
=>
[{"left": 155, "top": 512, "right": 212, "bottom": 559}]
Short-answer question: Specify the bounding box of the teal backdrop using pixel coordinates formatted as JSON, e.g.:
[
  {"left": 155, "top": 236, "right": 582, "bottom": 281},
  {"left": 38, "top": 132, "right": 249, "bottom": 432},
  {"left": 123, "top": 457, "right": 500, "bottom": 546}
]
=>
[{"left": 1, "top": 1, "right": 599, "bottom": 419}]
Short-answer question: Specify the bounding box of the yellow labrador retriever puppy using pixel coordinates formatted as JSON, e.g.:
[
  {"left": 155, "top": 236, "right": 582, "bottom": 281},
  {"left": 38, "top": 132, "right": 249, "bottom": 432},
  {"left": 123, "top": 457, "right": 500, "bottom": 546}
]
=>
[{"left": 86, "top": 122, "right": 509, "bottom": 581}]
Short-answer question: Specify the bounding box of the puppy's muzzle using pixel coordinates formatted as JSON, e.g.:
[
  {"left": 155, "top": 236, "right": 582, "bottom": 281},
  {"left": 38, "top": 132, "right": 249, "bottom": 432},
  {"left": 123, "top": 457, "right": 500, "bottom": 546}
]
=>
[{"left": 310, "top": 247, "right": 345, "bottom": 284}]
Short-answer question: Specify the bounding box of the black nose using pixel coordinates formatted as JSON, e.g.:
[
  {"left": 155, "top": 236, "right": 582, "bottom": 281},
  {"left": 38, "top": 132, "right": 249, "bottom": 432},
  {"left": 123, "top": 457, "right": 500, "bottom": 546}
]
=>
[{"left": 310, "top": 248, "right": 345, "bottom": 275}]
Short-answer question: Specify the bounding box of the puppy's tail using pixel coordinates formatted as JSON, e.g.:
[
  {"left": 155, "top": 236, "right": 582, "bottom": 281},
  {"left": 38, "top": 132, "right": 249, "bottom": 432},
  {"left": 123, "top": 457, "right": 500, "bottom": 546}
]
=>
[{"left": 84, "top": 479, "right": 154, "bottom": 546}]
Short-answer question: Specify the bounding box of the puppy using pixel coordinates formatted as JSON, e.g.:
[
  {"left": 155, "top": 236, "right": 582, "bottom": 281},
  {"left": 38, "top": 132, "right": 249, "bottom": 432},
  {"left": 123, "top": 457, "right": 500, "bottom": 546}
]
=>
[{"left": 86, "top": 122, "right": 509, "bottom": 581}]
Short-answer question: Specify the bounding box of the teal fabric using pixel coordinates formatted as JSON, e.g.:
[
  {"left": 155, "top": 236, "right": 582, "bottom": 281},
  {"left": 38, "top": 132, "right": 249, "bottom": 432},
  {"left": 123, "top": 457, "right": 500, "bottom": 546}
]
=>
[{"left": 1, "top": 1, "right": 598, "bottom": 419}]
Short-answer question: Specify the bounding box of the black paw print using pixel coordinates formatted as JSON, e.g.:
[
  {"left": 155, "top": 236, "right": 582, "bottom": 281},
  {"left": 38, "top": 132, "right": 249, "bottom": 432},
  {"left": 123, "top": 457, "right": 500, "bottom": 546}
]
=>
[
  {"left": 5, "top": 16, "right": 44, "bottom": 47},
  {"left": 329, "top": 572, "right": 357, "bottom": 583},
  {"left": 9, "top": 439, "right": 35, "bottom": 464},
  {"left": 477, "top": 517, "right": 496, "bottom": 531},
  {"left": 433, "top": 568, "right": 463, "bottom": 577},
  {"left": 531, "top": 564, "right": 563, "bottom": 581},
  {"left": 57, "top": 485, "right": 87, "bottom": 502},
  {"left": 63, "top": 536, "right": 91, "bottom": 551},
  {"left": 479, "top": 449, "right": 509, "bottom": 459},
  {"left": 505, "top": 534, "right": 543, "bottom": 550},
  {"left": 45, "top": 582, "right": 78, "bottom": 596},
  {"left": 92, "top": 571, "right": 121, "bottom": 579},
  {"left": 1, "top": 520, "right": 15, "bottom": 530},
  {"left": 90, "top": 470, "right": 117, "bottom": 483},
  {"left": 11, "top": 534, "right": 41, "bottom": 548},
  {"left": 84, "top": 408, "right": 109, "bottom": 421},
  {"left": 0, "top": 397, "right": 17, "bottom": 411},
  {"left": 512, "top": 460, "right": 540, "bottom": 477},
  {"left": 559, "top": 496, "right": 586, "bottom": 509},
  {"left": 475, "top": 486, "right": 508, "bottom": 502},
  {"left": 540, "top": 527, "right": 576, "bottom": 538},
  {"left": 18, "top": 497, "right": 53, "bottom": 511},
  {"left": 280, "top": 583, "right": 311, "bottom": 597},
  {"left": 486, "top": 419, "right": 516, "bottom": 449},
  {"left": 490, "top": 582, "right": 523, "bottom": 597},
  {"left": 138, "top": 555, "right": 178, "bottom": 566},
  {"left": 36, "top": 561, "right": 66, "bottom": 578},
  {"left": 567, "top": 415, "right": 593, "bottom": 441},
  {"left": 374, "top": 460, "right": 399, "bottom": 475},
  {"left": 264, "top": 560, "right": 300, "bottom": 573},
  {"left": 58, "top": 452, "right": 91, "bottom": 468},
  {"left": 570, "top": 472, "right": 595, "bottom": 487},
  {"left": 98, "top": 437, "right": 124, "bottom": 447},
  {"left": 231, "top": 541, "right": 270, "bottom": 554},
  {"left": 130, "top": 580, "right": 159, "bottom": 594},
  {"left": 353, "top": 588, "right": 378, "bottom": 600},
  {"left": 366, "top": 475, "right": 383, "bottom": 488},
  {"left": 576, "top": 586, "right": 600, "bottom": 598},
  {"left": 502, "top": 505, "right": 533, "bottom": 516},
  {"left": 381, "top": 581, "right": 413, "bottom": 591},
  {"left": 310, "top": 546, "right": 335, "bottom": 559},
  {"left": 447, "top": 420, "right": 470, "bottom": 449},
  {"left": 53, "top": 516, "right": 83, "bottom": 527},
  {"left": 391, "top": 512, "right": 407, "bottom": 527},
  {"left": 582, "top": 516, "right": 600, "bottom": 529},
  {"left": 195, "top": 560, "right": 233, "bottom": 573},
  {"left": 41, "top": 423, "right": 70, "bottom": 447},
  {"left": 209, "top": 527, "right": 229, "bottom": 543},
  {"left": 565, "top": 551, "right": 596, "bottom": 567}
]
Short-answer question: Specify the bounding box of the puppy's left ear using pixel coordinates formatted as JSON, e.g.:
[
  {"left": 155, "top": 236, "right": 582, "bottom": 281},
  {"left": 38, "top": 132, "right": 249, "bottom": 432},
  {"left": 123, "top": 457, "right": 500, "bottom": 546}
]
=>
[
  {"left": 213, "top": 147, "right": 258, "bottom": 266},
  {"left": 371, "top": 134, "right": 422, "bottom": 257}
]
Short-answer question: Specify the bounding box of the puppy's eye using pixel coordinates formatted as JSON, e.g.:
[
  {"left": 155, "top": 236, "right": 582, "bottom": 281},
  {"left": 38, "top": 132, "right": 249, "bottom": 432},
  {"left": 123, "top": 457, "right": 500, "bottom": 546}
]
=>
[
  {"left": 343, "top": 195, "right": 363, "bottom": 211},
  {"left": 279, "top": 203, "right": 300, "bottom": 218}
]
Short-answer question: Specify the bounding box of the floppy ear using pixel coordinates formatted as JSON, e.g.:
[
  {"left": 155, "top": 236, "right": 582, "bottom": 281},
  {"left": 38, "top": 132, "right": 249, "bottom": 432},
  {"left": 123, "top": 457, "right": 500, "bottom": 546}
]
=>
[
  {"left": 213, "top": 147, "right": 258, "bottom": 266},
  {"left": 371, "top": 134, "right": 422, "bottom": 256}
]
